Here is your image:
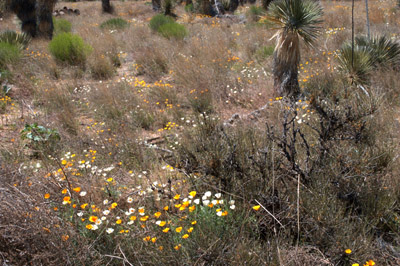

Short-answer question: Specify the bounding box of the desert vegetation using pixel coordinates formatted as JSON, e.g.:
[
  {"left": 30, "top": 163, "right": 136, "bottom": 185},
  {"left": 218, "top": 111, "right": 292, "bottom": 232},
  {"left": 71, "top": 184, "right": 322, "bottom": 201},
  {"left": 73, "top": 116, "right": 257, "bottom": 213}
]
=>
[{"left": 0, "top": 0, "right": 400, "bottom": 265}]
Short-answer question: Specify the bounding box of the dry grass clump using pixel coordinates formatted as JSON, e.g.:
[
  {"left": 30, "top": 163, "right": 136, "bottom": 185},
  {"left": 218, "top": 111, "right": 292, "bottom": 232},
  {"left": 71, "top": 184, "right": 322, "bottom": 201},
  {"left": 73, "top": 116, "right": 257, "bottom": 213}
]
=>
[
  {"left": 128, "top": 26, "right": 171, "bottom": 80},
  {"left": 89, "top": 52, "right": 115, "bottom": 80}
]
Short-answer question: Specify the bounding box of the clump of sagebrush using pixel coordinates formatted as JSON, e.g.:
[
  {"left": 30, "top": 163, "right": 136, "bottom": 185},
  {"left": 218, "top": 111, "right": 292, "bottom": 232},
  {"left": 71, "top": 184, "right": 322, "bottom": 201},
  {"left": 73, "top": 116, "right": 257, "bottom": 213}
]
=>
[
  {"left": 53, "top": 18, "right": 72, "bottom": 36},
  {"left": 149, "top": 14, "right": 175, "bottom": 32},
  {"left": 0, "top": 42, "right": 20, "bottom": 70},
  {"left": 100, "top": 18, "right": 129, "bottom": 30},
  {"left": 49, "top": 32, "right": 93, "bottom": 66},
  {"left": 158, "top": 22, "right": 187, "bottom": 40},
  {"left": 149, "top": 14, "right": 187, "bottom": 40}
]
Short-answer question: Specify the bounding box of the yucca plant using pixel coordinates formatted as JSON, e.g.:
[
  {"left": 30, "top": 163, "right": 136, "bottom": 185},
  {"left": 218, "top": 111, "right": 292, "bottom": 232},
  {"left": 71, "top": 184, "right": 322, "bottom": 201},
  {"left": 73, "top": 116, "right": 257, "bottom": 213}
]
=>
[
  {"left": 262, "top": 0, "right": 274, "bottom": 10},
  {"left": 267, "top": 0, "right": 323, "bottom": 98},
  {"left": 356, "top": 35, "right": 400, "bottom": 68},
  {"left": 0, "top": 30, "right": 31, "bottom": 51},
  {"left": 338, "top": 44, "right": 373, "bottom": 86}
]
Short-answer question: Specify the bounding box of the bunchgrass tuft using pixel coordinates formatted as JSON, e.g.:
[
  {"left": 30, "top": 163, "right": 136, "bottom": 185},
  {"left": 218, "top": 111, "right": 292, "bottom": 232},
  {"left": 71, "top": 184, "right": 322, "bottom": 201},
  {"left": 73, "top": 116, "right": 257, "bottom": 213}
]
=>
[
  {"left": 0, "top": 42, "right": 20, "bottom": 70},
  {"left": 100, "top": 18, "right": 129, "bottom": 30}
]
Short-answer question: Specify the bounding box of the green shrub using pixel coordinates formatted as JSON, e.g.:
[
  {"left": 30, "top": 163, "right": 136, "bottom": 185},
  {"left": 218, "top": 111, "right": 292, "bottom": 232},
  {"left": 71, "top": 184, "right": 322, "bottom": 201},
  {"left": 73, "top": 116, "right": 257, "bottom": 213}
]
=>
[
  {"left": 53, "top": 18, "right": 72, "bottom": 35},
  {"left": 158, "top": 22, "right": 188, "bottom": 40},
  {"left": 0, "top": 42, "right": 20, "bottom": 70},
  {"left": 247, "top": 6, "right": 265, "bottom": 22},
  {"left": 0, "top": 30, "right": 31, "bottom": 51},
  {"left": 100, "top": 18, "right": 129, "bottom": 30},
  {"left": 184, "top": 3, "right": 194, "bottom": 13},
  {"left": 49, "top": 33, "right": 93, "bottom": 66},
  {"left": 149, "top": 14, "right": 174, "bottom": 32},
  {"left": 255, "top": 45, "right": 274, "bottom": 61}
]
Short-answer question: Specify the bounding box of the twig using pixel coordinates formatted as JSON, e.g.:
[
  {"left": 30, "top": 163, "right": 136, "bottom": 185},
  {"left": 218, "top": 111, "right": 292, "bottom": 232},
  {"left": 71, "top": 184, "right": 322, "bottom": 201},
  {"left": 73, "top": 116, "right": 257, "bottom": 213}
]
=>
[
  {"left": 118, "top": 245, "right": 134, "bottom": 266},
  {"left": 255, "top": 199, "right": 284, "bottom": 228},
  {"left": 194, "top": 238, "right": 220, "bottom": 266},
  {"left": 296, "top": 174, "right": 300, "bottom": 248}
]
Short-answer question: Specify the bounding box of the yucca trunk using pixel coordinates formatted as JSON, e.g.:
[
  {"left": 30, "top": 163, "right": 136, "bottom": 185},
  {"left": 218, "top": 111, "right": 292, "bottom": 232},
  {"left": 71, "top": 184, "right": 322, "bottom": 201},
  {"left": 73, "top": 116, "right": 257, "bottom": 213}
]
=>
[
  {"left": 199, "top": 0, "right": 213, "bottom": 16},
  {"left": 102, "top": 0, "right": 113, "bottom": 13},
  {"left": 36, "top": 0, "right": 55, "bottom": 39},
  {"left": 273, "top": 31, "right": 301, "bottom": 97},
  {"left": 229, "top": 0, "right": 239, "bottom": 12},
  {"left": 10, "top": 0, "right": 37, "bottom": 37}
]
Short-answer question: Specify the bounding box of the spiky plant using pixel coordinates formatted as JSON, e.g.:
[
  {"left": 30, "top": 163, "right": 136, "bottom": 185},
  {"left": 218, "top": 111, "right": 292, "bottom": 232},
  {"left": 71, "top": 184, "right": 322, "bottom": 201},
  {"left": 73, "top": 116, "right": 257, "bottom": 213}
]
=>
[
  {"left": 268, "top": 0, "right": 323, "bottom": 98},
  {"left": 262, "top": 0, "right": 274, "bottom": 10},
  {"left": 356, "top": 35, "right": 400, "bottom": 68},
  {"left": 0, "top": 30, "right": 31, "bottom": 51},
  {"left": 338, "top": 44, "right": 373, "bottom": 86}
]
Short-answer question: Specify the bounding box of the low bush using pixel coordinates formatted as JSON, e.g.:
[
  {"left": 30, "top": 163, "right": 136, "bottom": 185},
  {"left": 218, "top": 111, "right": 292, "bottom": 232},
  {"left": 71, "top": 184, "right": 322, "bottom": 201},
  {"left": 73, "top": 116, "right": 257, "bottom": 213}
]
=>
[
  {"left": 158, "top": 22, "right": 188, "bottom": 40},
  {"left": 100, "top": 18, "right": 129, "bottom": 30},
  {"left": 53, "top": 18, "right": 72, "bottom": 35},
  {"left": 247, "top": 6, "right": 265, "bottom": 22},
  {"left": 48, "top": 33, "right": 93, "bottom": 66},
  {"left": 0, "top": 42, "right": 20, "bottom": 70},
  {"left": 149, "top": 14, "right": 174, "bottom": 32}
]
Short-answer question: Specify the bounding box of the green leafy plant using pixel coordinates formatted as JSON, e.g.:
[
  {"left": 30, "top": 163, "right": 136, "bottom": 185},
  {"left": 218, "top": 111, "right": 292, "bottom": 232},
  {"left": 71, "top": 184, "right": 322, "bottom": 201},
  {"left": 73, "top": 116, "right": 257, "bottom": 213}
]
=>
[
  {"left": 20, "top": 123, "right": 61, "bottom": 156},
  {"left": 100, "top": 18, "right": 129, "bottom": 30},
  {"left": 20, "top": 123, "right": 60, "bottom": 143},
  {"left": 49, "top": 32, "right": 93, "bottom": 66}
]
